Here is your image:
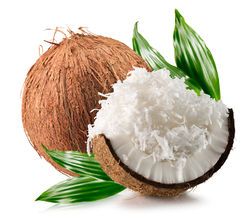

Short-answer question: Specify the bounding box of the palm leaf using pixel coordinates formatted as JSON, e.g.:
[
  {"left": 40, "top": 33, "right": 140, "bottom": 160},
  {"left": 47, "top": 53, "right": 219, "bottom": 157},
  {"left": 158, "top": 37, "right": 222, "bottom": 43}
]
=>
[
  {"left": 43, "top": 145, "right": 111, "bottom": 181},
  {"left": 173, "top": 9, "right": 220, "bottom": 100},
  {"left": 132, "top": 22, "right": 201, "bottom": 94},
  {"left": 36, "top": 176, "right": 125, "bottom": 203}
]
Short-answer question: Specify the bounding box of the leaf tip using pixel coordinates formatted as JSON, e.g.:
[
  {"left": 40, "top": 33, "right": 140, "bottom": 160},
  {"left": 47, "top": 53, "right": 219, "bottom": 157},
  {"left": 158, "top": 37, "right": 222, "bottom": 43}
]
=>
[
  {"left": 133, "top": 21, "right": 139, "bottom": 33},
  {"left": 36, "top": 192, "right": 54, "bottom": 203},
  {"left": 35, "top": 194, "right": 43, "bottom": 202},
  {"left": 41, "top": 144, "right": 48, "bottom": 152},
  {"left": 175, "top": 9, "right": 184, "bottom": 23}
]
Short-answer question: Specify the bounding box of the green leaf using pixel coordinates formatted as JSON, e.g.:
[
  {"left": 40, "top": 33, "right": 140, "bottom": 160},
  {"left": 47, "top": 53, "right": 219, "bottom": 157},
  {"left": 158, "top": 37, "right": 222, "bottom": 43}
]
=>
[
  {"left": 43, "top": 145, "right": 111, "bottom": 181},
  {"left": 132, "top": 22, "right": 201, "bottom": 94},
  {"left": 173, "top": 9, "right": 220, "bottom": 100},
  {"left": 36, "top": 176, "right": 125, "bottom": 203},
  {"left": 133, "top": 22, "right": 184, "bottom": 76}
]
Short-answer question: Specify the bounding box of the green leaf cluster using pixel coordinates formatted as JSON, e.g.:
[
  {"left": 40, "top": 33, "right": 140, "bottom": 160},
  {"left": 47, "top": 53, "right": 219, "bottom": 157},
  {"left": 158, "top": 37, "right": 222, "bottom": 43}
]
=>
[
  {"left": 133, "top": 9, "right": 221, "bottom": 100},
  {"left": 36, "top": 146, "right": 125, "bottom": 203}
]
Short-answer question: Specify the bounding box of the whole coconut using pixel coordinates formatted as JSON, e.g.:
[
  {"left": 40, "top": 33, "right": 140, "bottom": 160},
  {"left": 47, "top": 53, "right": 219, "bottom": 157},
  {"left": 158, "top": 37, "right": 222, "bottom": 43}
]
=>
[{"left": 22, "top": 32, "right": 149, "bottom": 175}]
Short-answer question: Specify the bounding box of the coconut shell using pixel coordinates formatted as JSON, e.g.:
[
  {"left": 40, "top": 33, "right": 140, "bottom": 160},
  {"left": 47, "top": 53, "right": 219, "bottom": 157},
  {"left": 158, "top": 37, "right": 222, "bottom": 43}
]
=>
[
  {"left": 93, "top": 135, "right": 187, "bottom": 197},
  {"left": 92, "top": 109, "right": 235, "bottom": 196},
  {"left": 22, "top": 33, "right": 150, "bottom": 175}
]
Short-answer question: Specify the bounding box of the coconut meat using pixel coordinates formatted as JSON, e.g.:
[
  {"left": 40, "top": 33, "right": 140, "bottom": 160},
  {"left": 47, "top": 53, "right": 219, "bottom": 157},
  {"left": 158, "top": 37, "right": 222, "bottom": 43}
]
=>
[{"left": 88, "top": 68, "right": 229, "bottom": 184}]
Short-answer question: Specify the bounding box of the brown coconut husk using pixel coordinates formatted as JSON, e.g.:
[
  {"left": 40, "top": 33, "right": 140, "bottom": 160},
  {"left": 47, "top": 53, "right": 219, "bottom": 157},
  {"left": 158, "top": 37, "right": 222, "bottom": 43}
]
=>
[
  {"left": 92, "top": 109, "right": 235, "bottom": 196},
  {"left": 22, "top": 31, "right": 150, "bottom": 176}
]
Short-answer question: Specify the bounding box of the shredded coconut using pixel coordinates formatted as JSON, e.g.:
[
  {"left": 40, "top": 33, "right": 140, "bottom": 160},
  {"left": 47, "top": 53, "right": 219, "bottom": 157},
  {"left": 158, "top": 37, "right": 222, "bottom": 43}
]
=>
[{"left": 87, "top": 68, "right": 228, "bottom": 170}]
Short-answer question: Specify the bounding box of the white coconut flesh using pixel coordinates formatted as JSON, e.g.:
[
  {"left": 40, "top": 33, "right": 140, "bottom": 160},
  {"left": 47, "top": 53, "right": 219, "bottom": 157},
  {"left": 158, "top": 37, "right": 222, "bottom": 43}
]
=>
[{"left": 88, "top": 68, "right": 229, "bottom": 184}]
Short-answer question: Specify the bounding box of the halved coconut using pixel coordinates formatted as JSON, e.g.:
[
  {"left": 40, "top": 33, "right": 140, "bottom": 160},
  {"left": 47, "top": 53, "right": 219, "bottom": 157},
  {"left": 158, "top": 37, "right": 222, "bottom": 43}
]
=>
[{"left": 89, "top": 68, "right": 235, "bottom": 196}]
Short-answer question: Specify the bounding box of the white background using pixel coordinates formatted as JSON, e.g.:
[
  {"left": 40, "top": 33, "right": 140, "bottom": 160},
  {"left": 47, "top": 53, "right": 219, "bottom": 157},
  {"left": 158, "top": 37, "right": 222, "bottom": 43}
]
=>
[{"left": 0, "top": 0, "right": 249, "bottom": 221}]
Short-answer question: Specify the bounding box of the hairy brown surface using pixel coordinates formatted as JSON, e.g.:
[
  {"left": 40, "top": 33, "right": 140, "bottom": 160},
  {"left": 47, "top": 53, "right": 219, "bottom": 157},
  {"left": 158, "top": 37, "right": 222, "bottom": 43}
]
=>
[
  {"left": 92, "top": 109, "right": 234, "bottom": 196},
  {"left": 22, "top": 33, "right": 150, "bottom": 175}
]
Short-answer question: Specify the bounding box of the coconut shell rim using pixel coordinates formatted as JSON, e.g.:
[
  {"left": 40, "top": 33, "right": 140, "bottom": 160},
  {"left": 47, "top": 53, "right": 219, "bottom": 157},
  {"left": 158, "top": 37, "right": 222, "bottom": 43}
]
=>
[{"left": 98, "top": 108, "right": 235, "bottom": 189}]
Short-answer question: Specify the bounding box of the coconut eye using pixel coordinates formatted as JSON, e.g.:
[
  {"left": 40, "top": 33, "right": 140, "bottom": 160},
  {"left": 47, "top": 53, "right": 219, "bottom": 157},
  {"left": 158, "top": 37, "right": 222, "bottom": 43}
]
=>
[{"left": 89, "top": 68, "right": 235, "bottom": 197}]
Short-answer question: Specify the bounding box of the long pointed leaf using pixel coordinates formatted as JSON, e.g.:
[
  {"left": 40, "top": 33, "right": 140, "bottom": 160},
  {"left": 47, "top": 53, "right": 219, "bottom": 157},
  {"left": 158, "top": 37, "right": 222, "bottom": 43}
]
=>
[
  {"left": 43, "top": 145, "right": 111, "bottom": 180},
  {"left": 173, "top": 9, "right": 220, "bottom": 100},
  {"left": 36, "top": 176, "right": 125, "bottom": 203},
  {"left": 132, "top": 22, "right": 201, "bottom": 94}
]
